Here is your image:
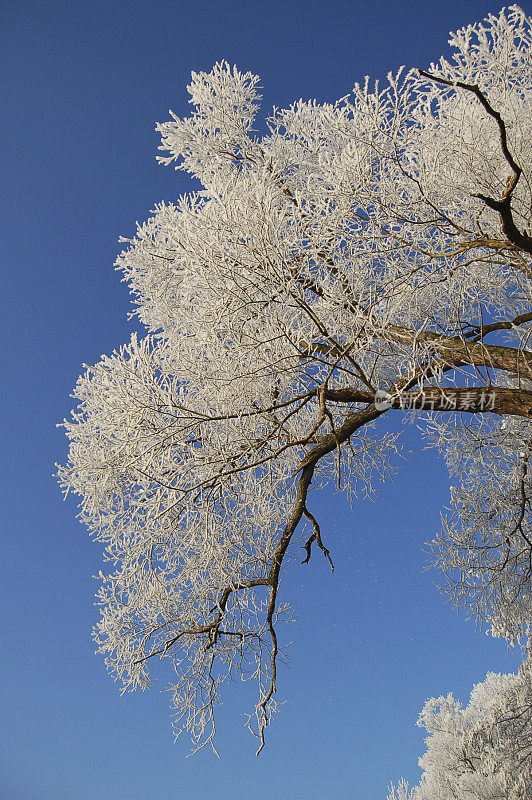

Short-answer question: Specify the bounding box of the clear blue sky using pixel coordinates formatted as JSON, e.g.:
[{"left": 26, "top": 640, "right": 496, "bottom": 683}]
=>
[{"left": 2, "top": 1, "right": 529, "bottom": 798}]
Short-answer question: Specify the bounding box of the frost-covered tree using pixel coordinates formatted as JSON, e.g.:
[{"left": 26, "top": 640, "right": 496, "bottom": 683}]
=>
[
  {"left": 58, "top": 6, "right": 532, "bottom": 753},
  {"left": 388, "top": 644, "right": 532, "bottom": 800}
]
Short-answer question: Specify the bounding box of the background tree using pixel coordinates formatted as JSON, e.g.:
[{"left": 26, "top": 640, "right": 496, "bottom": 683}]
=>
[
  {"left": 388, "top": 643, "right": 532, "bottom": 800},
  {"left": 58, "top": 5, "right": 532, "bottom": 754}
]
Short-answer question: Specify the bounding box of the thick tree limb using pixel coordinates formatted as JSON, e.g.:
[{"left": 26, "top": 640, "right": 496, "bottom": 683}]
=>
[
  {"left": 325, "top": 387, "right": 532, "bottom": 419},
  {"left": 385, "top": 325, "right": 532, "bottom": 377},
  {"left": 465, "top": 311, "right": 532, "bottom": 342}
]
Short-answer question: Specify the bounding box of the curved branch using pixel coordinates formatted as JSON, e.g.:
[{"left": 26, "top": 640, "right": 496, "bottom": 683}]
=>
[
  {"left": 301, "top": 506, "right": 334, "bottom": 572},
  {"left": 419, "top": 69, "right": 532, "bottom": 256}
]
